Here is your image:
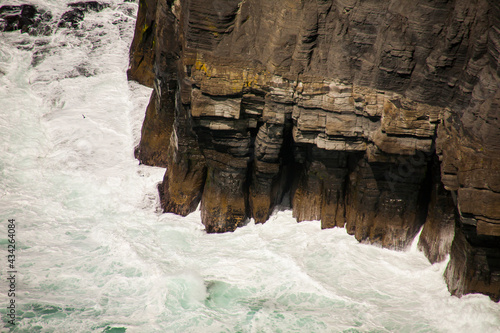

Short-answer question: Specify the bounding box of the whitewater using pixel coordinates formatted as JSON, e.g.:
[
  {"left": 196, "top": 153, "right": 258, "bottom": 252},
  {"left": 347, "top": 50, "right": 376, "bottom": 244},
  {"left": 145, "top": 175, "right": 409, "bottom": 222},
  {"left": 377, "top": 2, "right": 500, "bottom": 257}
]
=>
[{"left": 0, "top": 1, "right": 499, "bottom": 332}]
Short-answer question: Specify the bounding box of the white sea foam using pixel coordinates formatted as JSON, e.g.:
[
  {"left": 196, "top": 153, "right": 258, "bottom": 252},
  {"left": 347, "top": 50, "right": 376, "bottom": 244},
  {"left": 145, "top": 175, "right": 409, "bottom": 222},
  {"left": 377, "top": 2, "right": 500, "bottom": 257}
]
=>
[{"left": 1, "top": 1, "right": 499, "bottom": 332}]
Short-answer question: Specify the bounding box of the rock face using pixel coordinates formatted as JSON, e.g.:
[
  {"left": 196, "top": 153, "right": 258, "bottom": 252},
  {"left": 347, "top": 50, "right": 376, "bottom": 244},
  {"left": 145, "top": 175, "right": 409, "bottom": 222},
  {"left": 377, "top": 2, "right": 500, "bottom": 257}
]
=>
[
  {"left": 129, "top": 0, "right": 500, "bottom": 301},
  {"left": 127, "top": 0, "right": 156, "bottom": 86}
]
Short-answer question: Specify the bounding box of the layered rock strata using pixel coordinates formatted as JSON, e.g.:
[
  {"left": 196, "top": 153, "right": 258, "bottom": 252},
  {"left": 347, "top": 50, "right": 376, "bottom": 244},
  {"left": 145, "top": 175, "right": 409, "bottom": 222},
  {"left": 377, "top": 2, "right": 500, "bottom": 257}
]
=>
[{"left": 129, "top": 0, "right": 500, "bottom": 301}]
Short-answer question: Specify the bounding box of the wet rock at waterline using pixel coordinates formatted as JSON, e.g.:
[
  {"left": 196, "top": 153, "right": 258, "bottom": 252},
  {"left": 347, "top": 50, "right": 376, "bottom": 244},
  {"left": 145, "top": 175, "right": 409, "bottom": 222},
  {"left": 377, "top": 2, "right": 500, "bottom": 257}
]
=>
[{"left": 0, "top": 2, "right": 110, "bottom": 34}]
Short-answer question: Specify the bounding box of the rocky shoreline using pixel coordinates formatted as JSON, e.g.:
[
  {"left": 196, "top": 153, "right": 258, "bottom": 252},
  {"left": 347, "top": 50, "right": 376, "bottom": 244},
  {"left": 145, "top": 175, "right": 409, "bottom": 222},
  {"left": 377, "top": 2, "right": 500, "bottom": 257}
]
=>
[{"left": 5, "top": 0, "right": 496, "bottom": 302}]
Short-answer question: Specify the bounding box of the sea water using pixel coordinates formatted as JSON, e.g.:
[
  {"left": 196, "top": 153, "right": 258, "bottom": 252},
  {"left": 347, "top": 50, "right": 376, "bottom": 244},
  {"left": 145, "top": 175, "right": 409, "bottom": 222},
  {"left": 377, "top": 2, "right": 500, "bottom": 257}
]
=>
[{"left": 0, "top": 1, "right": 499, "bottom": 332}]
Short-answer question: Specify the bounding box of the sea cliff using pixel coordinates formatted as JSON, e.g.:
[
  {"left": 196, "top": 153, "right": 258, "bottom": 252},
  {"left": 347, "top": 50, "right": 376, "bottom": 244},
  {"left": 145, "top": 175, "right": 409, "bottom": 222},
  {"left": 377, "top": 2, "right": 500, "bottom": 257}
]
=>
[{"left": 127, "top": 0, "right": 500, "bottom": 301}]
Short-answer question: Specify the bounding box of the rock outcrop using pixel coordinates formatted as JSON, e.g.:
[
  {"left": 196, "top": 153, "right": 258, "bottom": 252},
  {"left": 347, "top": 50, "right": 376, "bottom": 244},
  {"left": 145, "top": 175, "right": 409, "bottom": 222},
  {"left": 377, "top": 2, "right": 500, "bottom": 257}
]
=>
[
  {"left": 0, "top": 2, "right": 112, "bottom": 35},
  {"left": 127, "top": 0, "right": 156, "bottom": 86},
  {"left": 0, "top": 4, "right": 52, "bottom": 34},
  {"left": 129, "top": 0, "right": 500, "bottom": 301}
]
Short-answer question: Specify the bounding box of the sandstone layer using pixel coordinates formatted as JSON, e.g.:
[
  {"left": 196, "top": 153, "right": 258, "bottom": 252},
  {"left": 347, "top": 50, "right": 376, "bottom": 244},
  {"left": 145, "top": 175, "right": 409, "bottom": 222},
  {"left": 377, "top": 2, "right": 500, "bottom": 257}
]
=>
[{"left": 129, "top": 0, "right": 500, "bottom": 301}]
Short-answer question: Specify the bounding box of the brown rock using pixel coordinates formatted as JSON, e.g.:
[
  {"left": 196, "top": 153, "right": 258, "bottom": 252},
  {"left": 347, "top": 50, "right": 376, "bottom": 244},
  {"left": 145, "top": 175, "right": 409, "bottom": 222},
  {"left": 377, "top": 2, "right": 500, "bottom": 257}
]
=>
[
  {"left": 135, "top": 90, "right": 173, "bottom": 167},
  {"left": 159, "top": 157, "right": 206, "bottom": 216},
  {"left": 345, "top": 154, "right": 428, "bottom": 250},
  {"left": 159, "top": 105, "right": 207, "bottom": 216},
  {"left": 418, "top": 160, "right": 456, "bottom": 264},
  {"left": 127, "top": 0, "right": 156, "bottom": 87},
  {"left": 201, "top": 167, "right": 248, "bottom": 233},
  {"left": 445, "top": 226, "right": 500, "bottom": 302},
  {"left": 292, "top": 150, "right": 349, "bottom": 229}
]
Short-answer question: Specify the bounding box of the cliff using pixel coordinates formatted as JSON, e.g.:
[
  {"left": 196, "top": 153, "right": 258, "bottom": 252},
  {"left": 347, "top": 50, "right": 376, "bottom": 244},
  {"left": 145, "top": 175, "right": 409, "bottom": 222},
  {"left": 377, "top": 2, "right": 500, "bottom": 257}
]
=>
[{"left": 129, "top": 0, "right": 500, "bottom": 301}]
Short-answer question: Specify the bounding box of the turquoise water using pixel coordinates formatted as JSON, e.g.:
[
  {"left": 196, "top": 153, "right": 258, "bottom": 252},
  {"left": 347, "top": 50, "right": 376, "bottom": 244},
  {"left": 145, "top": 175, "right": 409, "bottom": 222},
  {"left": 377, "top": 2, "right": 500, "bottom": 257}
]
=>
[{"left": 0, "top": 1, "right": 499, "bottom": 332}]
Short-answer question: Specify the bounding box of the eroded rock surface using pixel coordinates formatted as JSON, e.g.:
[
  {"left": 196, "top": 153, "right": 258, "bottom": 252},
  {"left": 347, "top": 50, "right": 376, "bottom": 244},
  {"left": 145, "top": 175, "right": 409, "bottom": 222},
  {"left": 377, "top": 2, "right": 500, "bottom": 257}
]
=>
[{"left": 129, "top": 0, "right": 500, "bottom": 301}]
